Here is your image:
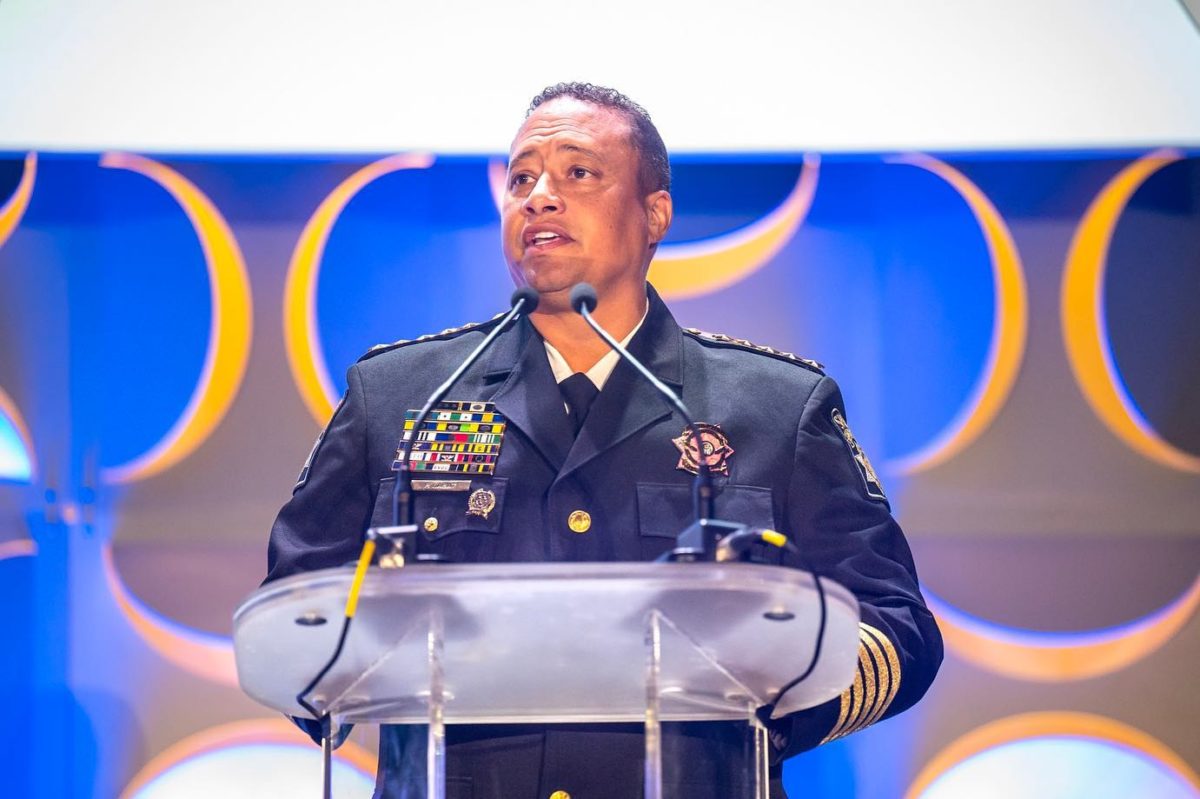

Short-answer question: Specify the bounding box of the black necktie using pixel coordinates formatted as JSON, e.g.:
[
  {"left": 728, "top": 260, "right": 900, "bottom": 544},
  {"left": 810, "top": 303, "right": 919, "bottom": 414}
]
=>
[{"left": 559, "top": 372, "right": 599, "bottom": 436}]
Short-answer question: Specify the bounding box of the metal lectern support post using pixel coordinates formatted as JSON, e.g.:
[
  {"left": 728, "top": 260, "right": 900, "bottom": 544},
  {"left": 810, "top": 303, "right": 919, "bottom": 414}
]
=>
[
  {"left": 644, "top": 610, "right": 663, "bottom": 799},
  {"left": 322, "top": 726, "right": 333, "bottom": 799},
  {"left": 751, "top": 704, "right": 769, "bottom": 799},
  {"left": 427, "top": 614, "right": 446, "bottom": 799}
]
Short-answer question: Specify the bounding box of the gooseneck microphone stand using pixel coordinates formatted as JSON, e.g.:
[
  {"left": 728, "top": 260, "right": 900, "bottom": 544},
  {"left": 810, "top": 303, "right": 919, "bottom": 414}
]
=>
[
  {"left": 293, "top": 286, "right": 539, "bottom": 799},
  {"left": 569, "top": 283, "right": 716, "bottom": 524},
  {"left": 387, "top": 285, "right": 541, "bottom": 538},
  {"left": 570, "top": 282, "right": 827, "bottom": 723}
]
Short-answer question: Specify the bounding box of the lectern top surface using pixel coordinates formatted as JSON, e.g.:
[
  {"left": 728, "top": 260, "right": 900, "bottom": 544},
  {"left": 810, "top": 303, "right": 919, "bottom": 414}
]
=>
[{"left": 234, "top": 561, "right": 860, "bottom": 724}]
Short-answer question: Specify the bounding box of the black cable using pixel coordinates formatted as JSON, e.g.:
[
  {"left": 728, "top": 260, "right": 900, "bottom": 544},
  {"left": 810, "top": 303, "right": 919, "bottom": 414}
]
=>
[
  {"left": 768, "top": 570, "right": 826, "bottom": 708},
  {"left": 739, "top": 532, "right": 825, "bottom": 705},
  {"left": 293, "top": 528, "right": 379, "bottom": 764},
  {"left": 760, "top": 531, "right": 827, "bottom": 721},
  {"left": 296, "top": 615, "right": 355, "bottom": 722},
  {"left": 710, "top": 529, "right": 829, "bottom": 711},
  {"left": 294, "top": 615, "right": 351, "bottom": 799}
]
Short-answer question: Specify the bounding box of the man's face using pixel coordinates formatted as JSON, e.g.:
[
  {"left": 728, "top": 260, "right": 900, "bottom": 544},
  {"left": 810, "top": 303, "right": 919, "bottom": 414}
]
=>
[{"left": 503, "top": 97, "right": 670, "bottom": 308}]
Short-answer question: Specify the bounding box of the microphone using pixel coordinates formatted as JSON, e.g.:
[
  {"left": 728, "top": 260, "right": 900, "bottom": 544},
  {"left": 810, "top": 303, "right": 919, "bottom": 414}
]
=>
[
  {"left": 569, "top": 282, "right": 599, "bottom": 313},
  {"left": 569, "top": 283, "right": 716, "bottom": 524},
  {"left": 382, "top": 285, "right": 539, "bottom": 559}
]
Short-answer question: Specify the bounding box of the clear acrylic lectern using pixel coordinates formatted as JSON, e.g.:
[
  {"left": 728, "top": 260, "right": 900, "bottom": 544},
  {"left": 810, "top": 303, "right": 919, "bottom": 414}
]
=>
[{"left": 234, "top": 562, "right": 859, "bottom": 799}]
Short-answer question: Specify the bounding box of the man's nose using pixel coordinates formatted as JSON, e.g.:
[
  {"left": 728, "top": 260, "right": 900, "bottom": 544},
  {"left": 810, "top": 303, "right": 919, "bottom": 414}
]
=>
[{"left": 524, "top": 174, "right": 562, "bottom": 215}]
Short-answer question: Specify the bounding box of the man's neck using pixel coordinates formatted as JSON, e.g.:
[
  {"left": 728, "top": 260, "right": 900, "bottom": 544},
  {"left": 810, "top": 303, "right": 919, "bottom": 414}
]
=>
[{"left": 529, "top": 285, "right": 649, "bottom": 373}]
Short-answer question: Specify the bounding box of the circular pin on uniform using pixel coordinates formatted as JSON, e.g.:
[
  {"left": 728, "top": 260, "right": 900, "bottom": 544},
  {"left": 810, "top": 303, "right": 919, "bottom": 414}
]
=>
[{"left": 567, "top": 510, "right": 591, "bottom": 533}]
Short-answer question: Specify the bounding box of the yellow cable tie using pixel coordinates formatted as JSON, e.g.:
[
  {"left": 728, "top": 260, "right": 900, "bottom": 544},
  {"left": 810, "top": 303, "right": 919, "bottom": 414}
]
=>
[
  {"left": 760, "top": 529, "right": 788, "bottom": 548},
  {"left": 344, "top": 538, "right": 377, "bottom": 618}
]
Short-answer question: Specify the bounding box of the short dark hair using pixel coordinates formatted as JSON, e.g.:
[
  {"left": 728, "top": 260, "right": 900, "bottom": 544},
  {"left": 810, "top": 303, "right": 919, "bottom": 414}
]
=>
[{"left": 527, "top": 82, "right": 671, "bottom": 194}]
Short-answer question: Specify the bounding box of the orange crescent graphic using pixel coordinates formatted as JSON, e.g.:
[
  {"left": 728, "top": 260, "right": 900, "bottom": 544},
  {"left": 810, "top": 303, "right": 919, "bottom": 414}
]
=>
[
  {"left": 0, "top": 156, "right": 39, "bottom": 484},
  {"left": 285, "top": 153, "right": 435, "bottom": 424},
  {"left": 0, "top": 538, "right": 37, "bottom": 560},
  {"left": 0, "top": 385, "right": 36, "bottom": 482},
  {"left": 487, "top": 155, "right": 820, "bottom": 302},
  {"left": 905, "top": 712, "right": 1200, "bottom": 798},
  {"left": 886, "top": 155, "right": 1028, "bottom": 474},
  {"left": 101, "top": 541, "right": 237, "bottom": 686},
  {"left": 1061, "top": 149, "right": 1199, "bottom": 472},
  {"left": 0, "top": 152, "right": 36, "bottom": 249},
  {"left": 98, "top": 153, "right": 253, "bottom": 483},
  {"left": 119, "top": 717, "right": 377, "bottom": 799},
  {"left": 649, "top": 154, "right": 820, "bottom": 300},
  {"left": 927, "top": 572, "right": 1200, "bottom": 682}
]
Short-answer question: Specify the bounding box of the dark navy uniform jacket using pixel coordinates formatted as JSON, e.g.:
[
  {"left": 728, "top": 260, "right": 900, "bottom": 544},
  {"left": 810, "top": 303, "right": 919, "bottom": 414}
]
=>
[{"left": 266, "top": 285, "right": 943, "bottom": 799}]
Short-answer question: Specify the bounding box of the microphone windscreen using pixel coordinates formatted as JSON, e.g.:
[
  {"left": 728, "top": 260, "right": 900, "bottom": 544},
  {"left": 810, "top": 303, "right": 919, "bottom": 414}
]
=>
[
  {"left": 570, "top": 283, "right": 598, "bottom": 313},
  {"left": 511, "top": 285, "right": 540, "bottom": 313}
]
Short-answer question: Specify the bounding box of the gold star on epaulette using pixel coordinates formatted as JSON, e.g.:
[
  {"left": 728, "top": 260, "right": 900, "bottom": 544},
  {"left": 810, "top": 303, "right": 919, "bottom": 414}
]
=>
[
  {"left": 358, "top": 313, "right": 506, "bottom": 362},
  {"left": 820, "top": 623, "right": 901, "bottom": 744},
  {"left": 682, "top": 328, "right": 824, "bottom": 373}
]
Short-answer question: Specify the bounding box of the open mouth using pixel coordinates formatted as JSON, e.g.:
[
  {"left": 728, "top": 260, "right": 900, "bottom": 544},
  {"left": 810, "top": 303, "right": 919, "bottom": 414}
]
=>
[{"left": 523, "top": 228, "right": 572, "bottom": 250}]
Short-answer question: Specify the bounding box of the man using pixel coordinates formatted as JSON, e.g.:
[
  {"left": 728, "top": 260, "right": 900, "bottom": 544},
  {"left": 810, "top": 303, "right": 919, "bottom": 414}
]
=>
[{"left": 266, "top": 82, "right": 942, "bottom": 798}]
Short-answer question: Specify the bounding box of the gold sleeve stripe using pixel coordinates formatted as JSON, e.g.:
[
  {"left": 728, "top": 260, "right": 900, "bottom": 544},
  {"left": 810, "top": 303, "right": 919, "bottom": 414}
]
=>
[
  {"left": 859, "top": 633, "right": 892, "bottom": 729},
  {"left": 837, "top": 631, "right": 881, "bottom": 738},
  {"left": 824, "top": 676, "right": 854, "bottom": 743},
  {"left": 847, "top": 643, "right": 880, "bottom": 734},
  {"left": 854, "top": 633, "right": 887, "bottom": 729},
  {"left": 861, "top": 623, "right": 902, "bottom": 728},
  {"left": 822, "top": 641, "right": 867, "bottom": 744},
  {"left": 820, "top": 623, "right": 904, "bottom": 744},
  {"left": 823, "top": 660, "right": 866, "bottom": 743},
  {"left": 839, "top": 661, "right": 868, "bottom": 739}
]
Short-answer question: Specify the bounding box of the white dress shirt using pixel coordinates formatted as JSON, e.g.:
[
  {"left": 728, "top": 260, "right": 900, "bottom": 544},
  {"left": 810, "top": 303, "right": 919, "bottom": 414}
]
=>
[{"left": 543, "top": 303, "right": 650, "bottom": 406}]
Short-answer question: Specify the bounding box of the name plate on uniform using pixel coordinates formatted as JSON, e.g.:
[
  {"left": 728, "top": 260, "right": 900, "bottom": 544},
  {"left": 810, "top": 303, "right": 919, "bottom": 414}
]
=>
[{"left": 392, "top": 400, "right": 506, "bottom": 475}]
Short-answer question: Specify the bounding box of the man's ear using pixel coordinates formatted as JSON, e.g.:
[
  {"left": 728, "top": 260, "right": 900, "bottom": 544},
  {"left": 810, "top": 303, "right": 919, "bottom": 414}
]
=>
[{"left": 645, "top": 190, "right": 673, "bottom": 246}]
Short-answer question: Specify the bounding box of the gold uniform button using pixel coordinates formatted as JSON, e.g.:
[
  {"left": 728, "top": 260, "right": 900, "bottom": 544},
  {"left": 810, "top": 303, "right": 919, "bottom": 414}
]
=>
[
  {"left": 567, "top": 510, "right": 591, "bottom": 533},
  {"left": 423, "top": 516, "right": 439, "bottom": 533},
  {"left": 549, "top": 792, "right": 571, "bottom": 799}
]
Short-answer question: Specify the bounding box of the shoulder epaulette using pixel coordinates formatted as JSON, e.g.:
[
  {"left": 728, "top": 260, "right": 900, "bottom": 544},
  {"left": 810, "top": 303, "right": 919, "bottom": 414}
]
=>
[
  {"left": 683, "top": 328, "right": 825, "bottom": 374},
  {"left": 357, "top": 313, "right": 506, "bottom": 363}
]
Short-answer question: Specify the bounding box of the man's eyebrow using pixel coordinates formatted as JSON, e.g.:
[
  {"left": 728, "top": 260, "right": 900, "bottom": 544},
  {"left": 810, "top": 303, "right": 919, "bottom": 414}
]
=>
[
  {"left": 558, "top": 143, "right": 603, "bottom": 161},
  {"left": 509, "top": 148, "right": 536, "bottom": 167},
  {"left": 507, "top": 143, "right": 604, "bottom": 170}
]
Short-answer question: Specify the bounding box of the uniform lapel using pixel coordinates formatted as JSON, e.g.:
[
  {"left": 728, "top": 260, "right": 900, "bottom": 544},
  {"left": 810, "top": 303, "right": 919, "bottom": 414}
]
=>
[
  {"left": 486, "top": 317, "right": 574, "bottom": 472},
  {"left": 556, "top": 285, "right": 684, "bottom": 483}
]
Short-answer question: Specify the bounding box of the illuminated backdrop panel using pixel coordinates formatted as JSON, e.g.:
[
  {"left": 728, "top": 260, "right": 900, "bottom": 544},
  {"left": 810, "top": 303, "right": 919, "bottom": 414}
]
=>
[{"left": 0, "top": 150, "right": 1197, "bottom": 798}]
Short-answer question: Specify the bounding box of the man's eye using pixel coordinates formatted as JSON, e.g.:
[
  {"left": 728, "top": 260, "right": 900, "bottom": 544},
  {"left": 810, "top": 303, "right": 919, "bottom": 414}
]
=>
[
  {"left": 509, "top": 173, "right": 533, "bottom": 189},
  {"left": 570, "top": 167, "right": 590, "bottom": 179}
]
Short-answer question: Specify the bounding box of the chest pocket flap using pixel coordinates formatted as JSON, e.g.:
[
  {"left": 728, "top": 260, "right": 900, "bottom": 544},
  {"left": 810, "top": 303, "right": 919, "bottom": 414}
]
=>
[{"left": 636, "top": 482, "right": 775, "bottom": 539}]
